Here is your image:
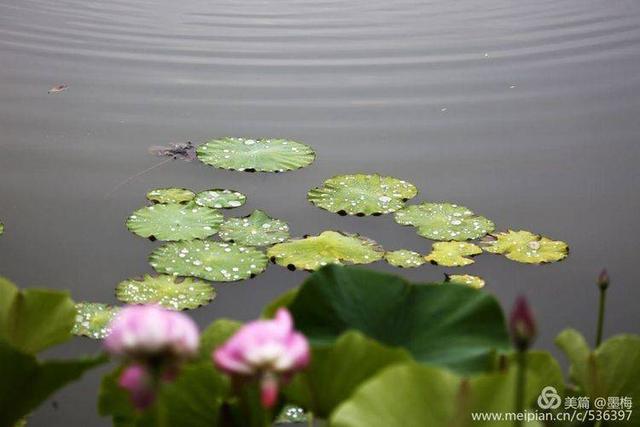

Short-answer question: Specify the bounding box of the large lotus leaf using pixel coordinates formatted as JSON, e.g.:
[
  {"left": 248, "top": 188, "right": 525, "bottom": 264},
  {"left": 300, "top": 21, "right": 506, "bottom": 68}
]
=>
[
  {"left": 445, "top": 274, "right": 485, "bottom": 289},
  {"left": 267, "top": 231, "right": 384, "bottom": 271},
  {"left": 219, "top": 210, "right": 290, "bottom": 246},
  {"left": 425, "top": 241, "right": 482, "bottom": 267},
  {"left": 330, "top": 351, "right": 563, "bottom": 427},
  {"left": 483, "top": 230, "right": 568, "bottom": 264},
  {"left": 0, "top": 341, "right": 106, "bottom": 427},
  {"left": 196, "top": 137, "right": 315, "bottom": 173},
  {"left": 194, "top": 189, "right": 246, "bottom": 209},
  {"left": 284, "top": 331, "right": 411, "bottom": 418},
  {"left": 126, "top": 204, "right": 223, "bottom": 241},
  {"left": 150, "top": 240, "right": 268, "bottom": 282},
  {"left": 384, "top": 250, "right": 425, "bottom": 268},
  {"left": 116, "top": 274, "right": 215, "bottom": 310},
  {"left": 556, "top": 329, "right": 640, "bottom": 415},
  {"left": 72, "top": 302, "right": 121, "bottom": 339},
  {"left": 394, "top": 202, "right": 495, "bottom": 241},
  {"left": 0, "top": 277, "right": 76, "bottom": 354},
  {"left": 307, "top": 174, "right": 417, "bottom": 216},
  {"left": 286, "top": 265, "right": 510, "bottom": 373},
  {"left": 146, "top": 188, "right": 195, "bottom": 204}
]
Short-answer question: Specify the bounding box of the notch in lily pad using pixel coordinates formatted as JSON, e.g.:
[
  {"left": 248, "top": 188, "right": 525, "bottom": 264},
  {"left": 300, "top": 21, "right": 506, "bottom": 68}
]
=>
[
  {"left": 394, "top": 202, "right": 494, "bottom": 241},
  {"left": 194, "top": 189, "right": 246, "bottom": 209},
  {"left": 308, "top": 174, "right": 417, "bottom": 216},
  {"left": 482, "top": 230, "right": 568, "bottom": 264},
  {"left": 196, "top": 137, "right": 315, "bottom": 173},
  {"left": 267, "top": 231, "right": 384, "bottom": 271},
  {"left": 384, "top": 250, "right": 425, "bottom": 268},
  {"left": 425, "top": 241, "right": 482, "bottom": 266},
  {"left": 146, "top": 188, "right": 195, "bottom": 204},
  {"left": 150, "top": 240, "right": 268, "bottom": 282},
  {"left": 72, "top": 302, "right": 121, "bottom": 339},
  {"left": 445, "top": 274, "right": 485, "bottom": 289},
  {"left": 126, "top": 204, "right": 223, "bottom": 241},
  {"left": 219, "top": 210, "right": 290, "bottom": 246},
  {"left": 116, "top": 274, "right": 215, "bottom": 310}
]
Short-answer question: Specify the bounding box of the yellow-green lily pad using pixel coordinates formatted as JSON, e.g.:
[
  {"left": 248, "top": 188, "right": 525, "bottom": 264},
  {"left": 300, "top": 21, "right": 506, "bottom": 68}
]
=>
[
  {"left": 116, "top": 274, "right": 215, "bottom": 310},
  {"left": 482, "top": 230, "right": 568, "bottom": 264},
  {"left": 267, "top": 231, "right": 384, "bottom": 271},
  {"left": 126, "top": 204, "right": 223, "bottom": 241},
  {"left": 150, "top": 240, "right": 268, "bottom": 282},
  {"left": 219, "top": 210, "right": 290, "bottom": 247},
  {"left": 196, "top": 137, "right": 315, "bottom": 173},
  {"left": 424, "top": 241, "right": 482, "bottom": 266},
  {"left": 394, "top": 202, "right": 494, "bottom": 241},
  {"left": 445, "top": 274, "right": 485, "bottom": 289},
  {"left": 384, "top": 250, "right": 425, "bottom": 268},
  {"left": 146, "top": 188, "right": 195, "bottom": 204},
  {"left": 72, "top": 302, "right": 121, "bottom": 340},
  {"left": 308, "top": 174, "right": 417, "bottom": 216},
  {"left": 194, "top": 189, "right": 247, "bottom": 209}
]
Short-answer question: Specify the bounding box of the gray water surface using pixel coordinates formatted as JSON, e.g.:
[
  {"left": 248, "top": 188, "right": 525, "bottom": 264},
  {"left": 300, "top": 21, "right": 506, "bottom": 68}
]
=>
[{"left": 1, "top": 0, "right": 640, "bottom": 425}]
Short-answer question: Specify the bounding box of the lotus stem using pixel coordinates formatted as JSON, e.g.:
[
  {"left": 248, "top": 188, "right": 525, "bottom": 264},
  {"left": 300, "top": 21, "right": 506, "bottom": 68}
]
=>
[
  {"left": 596, "top": 269, "right": 609, "bottom": 347},
  {"left": 515, "top": 350, "right": 527, "bottom": 427}
]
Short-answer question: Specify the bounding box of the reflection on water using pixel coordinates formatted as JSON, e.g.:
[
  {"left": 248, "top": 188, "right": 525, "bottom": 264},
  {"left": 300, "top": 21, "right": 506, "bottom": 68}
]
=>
[{"left": 1, "top": 0, "right": 640, "bottom": 424}]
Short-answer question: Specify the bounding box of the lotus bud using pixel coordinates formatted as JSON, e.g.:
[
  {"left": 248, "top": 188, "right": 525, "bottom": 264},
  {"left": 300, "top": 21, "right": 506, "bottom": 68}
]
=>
[
  {"left": 509, "top": 296, "right": 537, "bottom": 351},
  {"left": 597, "top": 269, "right": 609, "bottom": 291},
  {"left": 118, "top": 364, "right": 156, "bottom": 410}
]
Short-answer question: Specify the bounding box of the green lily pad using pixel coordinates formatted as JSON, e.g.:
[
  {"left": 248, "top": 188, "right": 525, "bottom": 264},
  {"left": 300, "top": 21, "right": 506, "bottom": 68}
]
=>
[
  {"left": 146, "top": 188, "right": 195, "bottom": 204},
  {"left": 196, "top": 137, "right": 315, "bottom": 172},
  {"left": 307, "top": 174, "right": 417, "bottom": 216},
  {"left": 194, "top": 189, "right": 247, "bottom": 209},
  {"left": 150, "top": 240, "right": 268, "bottom": 282},
  {"left": 394, "top": 202, "right": 494, "bottom": 241},
  {"left": 126, "top": 204, "right": 223, "bottom": 241},
  {"left": 424, "top": 241, "right": 482, "bottom": 267},
  {"left": 116, "top": 274, "right": 215, "bottom": 310},
  {"left": 267, "top": 231, "right": 384, "bottom": 271},
  {"left": 219, "top": 210, "right": 290, "bottom": 247},
  {"left": 72, "top": 302, "right": 121, "bottom": 339},
  {"left": 482, "top": 230, "right": 568, "bottom": 264},
  {"left": 384, "top": 250, "right": 425, "bottom": 268},
  {"left": 445, "top": 274, "right": 485, "bottom": 289}
]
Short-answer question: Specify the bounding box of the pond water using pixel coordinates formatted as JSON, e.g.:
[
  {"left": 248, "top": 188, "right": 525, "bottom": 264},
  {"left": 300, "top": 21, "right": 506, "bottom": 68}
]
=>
[{"left": 1, "top": 0, "right": 640, "bottom": 424}]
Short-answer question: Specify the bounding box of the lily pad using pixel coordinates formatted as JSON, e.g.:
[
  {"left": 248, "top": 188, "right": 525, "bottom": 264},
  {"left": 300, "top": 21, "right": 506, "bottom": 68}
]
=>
[
  {"left": 307, "top": 174, "right": 417, "bottom": 216},
  {"left": 126, "top": 204, "right": 223, "bottom": 241},
  {"left": 116, "top": 274, "right": 215, "bottom": 310},
  {"left": 482, "top": 230, "right": 568, "bottom": 264},
  {"left": 194, "top": 189, "right": 247, "bottom": 209},
  {"left": 445, "top": 274, "right": 485, "bottom": 289},
  {"left": 424, "top": 241, "right": 482, "bottom": 267},
  {"left": 267, "top": 231, "right": 384, "bottom": 271},
  {"left": 394, "top": 202, "right": 494, "bottom": 241},
  {"left": 150, "top": 240, "right": 268, "bottom": 282},
  {"left": 146, "top": 188, "right": 195, "bottom": 204},
  {"left": 72, "top": 302, "right": 121, "bottom": 339},
  {"left": 219, "top": 210, "right": 290, "bottom": 246},
  {"left": 196, "top": 137, "right": 315, "bottom": 172},
  {"left": 384, "top": 250, "right": 425, "bottom": 268}
]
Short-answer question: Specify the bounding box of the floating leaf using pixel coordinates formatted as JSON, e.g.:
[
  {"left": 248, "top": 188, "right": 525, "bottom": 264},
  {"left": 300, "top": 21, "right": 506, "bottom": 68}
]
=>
[
  {"left": 424, "top": 241, "right": 482, "bottom": 267},
  {"left": 384, "top": 250, "right": 425, "bottom": 268},
  {"left": 148, "top": 142, "right": 197, "bottom": 162},
  {"left": 394, "top": 202, "right": 494, "bottom": 241},
  {"left": 445, "top": 274, "right": 485, "bottom": 289},
  {"left": 126, "top": 204, "right": 223, "bottom": 241},
  {"left": 196, "top": 137, "right": 315, "bottom": 173},
  {"left": 275, "top": 405, "right": 307, "bottom": 424},
  {"left": 307, "top": 174, "right": 417, "bottom": 216},
  {"left": 72, "top": 302, "right": 121, "bottom": 339},
  {"left": 219, "top": 210, "right": 290, "bottom": 247},
  {"left": 267, "top": 231, "right": 384, "bottom": 271},
  {"left": 194, "top": 189, "right": 247, "bottom": 209},
  {"left": 116, "top": 274, "right": 215, "bottom": 310},
  {"left": 482, "top": 230, "right": 568, "bottom": 264},
  {"left": 48, "top": 84, "right": 68, "bottom": 94},
  {"left": 150, "top": 240, "right": 268, "bottom": 282},
  {"left": 146, "top": 188, "right": 195, "bottom": 204}
]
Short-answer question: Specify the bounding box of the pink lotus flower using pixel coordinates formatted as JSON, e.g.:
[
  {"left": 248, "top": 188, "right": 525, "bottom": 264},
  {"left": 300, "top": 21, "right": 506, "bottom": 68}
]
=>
[
  {"left": 118, "top": 363, "right": 156, "bottom": 410},
  {"left": 213, "top": 308, "right": 310, "bottom": 408},
  {"left": 509, "top": 296, "right": 537, "bottom": 351},
  {"left": 105, "top": 305, "right": 199, "bottom": 359}
]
